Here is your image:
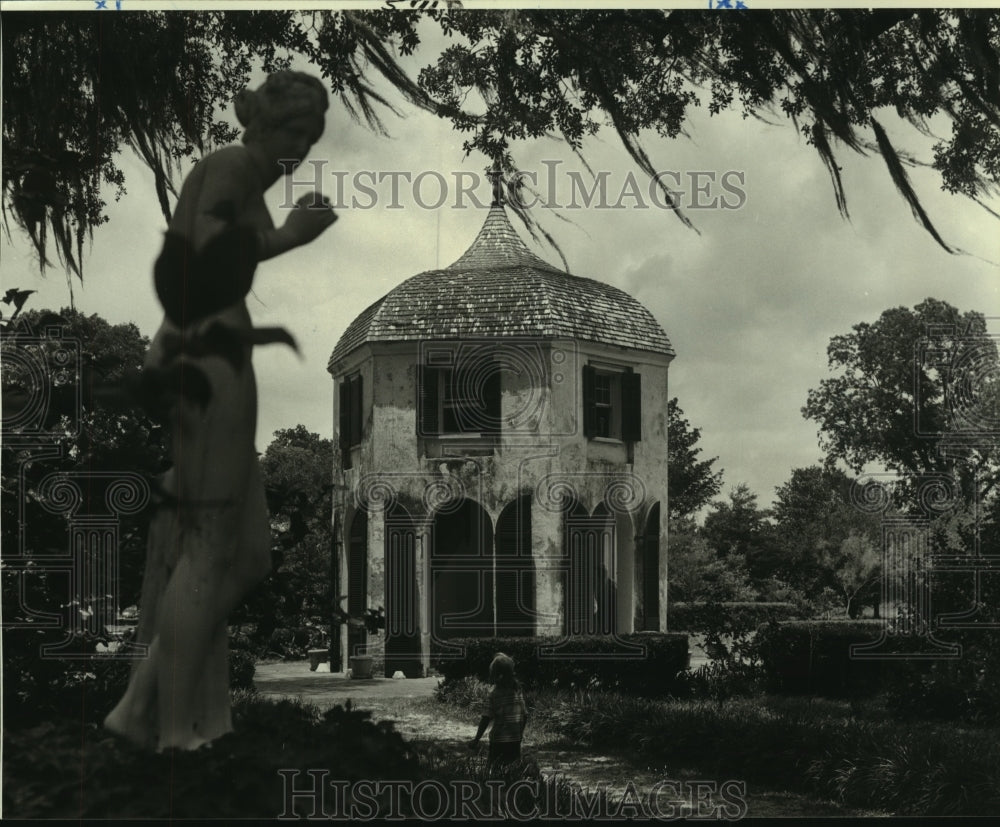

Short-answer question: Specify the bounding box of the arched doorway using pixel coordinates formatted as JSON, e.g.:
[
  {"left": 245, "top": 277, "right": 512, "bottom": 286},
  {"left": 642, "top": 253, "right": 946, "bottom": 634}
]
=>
[
  {"left": 564, "top": 499, "right": 616, "bottom": 636},
  {"left": 430, "top": 499, "right": 493, "bottom": 652},
  {"left": 591, "top": 503, "right": 617, "bottom": 635},
  {"left": 495, "top": 494, "right": 535, "bottom": 636},
  {"left": 384, "top": 501, "right": 421, "bottom": 676},
  {"left": 347, "top": 509, "right": 368, "bottom": 657}
]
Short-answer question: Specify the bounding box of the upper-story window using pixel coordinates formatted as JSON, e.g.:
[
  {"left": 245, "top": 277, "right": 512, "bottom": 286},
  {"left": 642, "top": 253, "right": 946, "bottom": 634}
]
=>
[
  {"left": 592, "top": 371, "right": 619, "bottom": 438},
  {"left": 583, "top": 364, "right": 641, "bottom": 442},
  {"left": 339, "top": 372, "right": 363, "bottom": 469},
  {"left": 418, "top": 359, "right": 501, "bottom": 437}
]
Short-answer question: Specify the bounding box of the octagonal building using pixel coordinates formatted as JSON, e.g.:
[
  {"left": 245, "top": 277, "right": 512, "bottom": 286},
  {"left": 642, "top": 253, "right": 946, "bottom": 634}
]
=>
[{"left": 328, "top": 204, "right": 674, "bottom": 677}]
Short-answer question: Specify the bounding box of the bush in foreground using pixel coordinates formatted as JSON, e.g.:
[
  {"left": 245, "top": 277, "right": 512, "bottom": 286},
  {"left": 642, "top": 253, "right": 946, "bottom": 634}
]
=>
[
  {"left": 3, "top": 696, "right": 422, "bottom": 819},
  {"left": 436, "top": 681, "right": 1000, "bottom": 816},
  {"left": 885, "top": 631, "right": 1000, "bottom": 725},
  {"left": 5, "top": 692, "right": 600, "bottom": 820}
]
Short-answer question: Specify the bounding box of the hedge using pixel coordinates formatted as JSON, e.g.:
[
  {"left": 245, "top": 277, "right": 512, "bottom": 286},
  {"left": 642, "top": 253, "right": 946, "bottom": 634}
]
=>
[
  {"left": 756, "top": 620, "right": 906, "bottom": 697},
  {"left": 432, "top": 633, "right": 689, "bottom": 697},
  {"left": 668, "top": 601, "right": 800, "bottom": 633},
  {"left": 885, "top": 628, "right": 1000, "bottom": 724}
]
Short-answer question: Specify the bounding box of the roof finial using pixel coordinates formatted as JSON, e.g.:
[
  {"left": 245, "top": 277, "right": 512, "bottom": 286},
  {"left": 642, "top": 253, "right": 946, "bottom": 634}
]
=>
[{"left": 487, "top": 162, "right": 504, "bottom": 207}]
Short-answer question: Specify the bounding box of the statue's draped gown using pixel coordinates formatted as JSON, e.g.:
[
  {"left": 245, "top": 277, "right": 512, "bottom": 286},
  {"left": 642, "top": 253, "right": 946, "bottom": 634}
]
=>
[{"left": 107, "top": 146, "right": 272, "bottom": 750}]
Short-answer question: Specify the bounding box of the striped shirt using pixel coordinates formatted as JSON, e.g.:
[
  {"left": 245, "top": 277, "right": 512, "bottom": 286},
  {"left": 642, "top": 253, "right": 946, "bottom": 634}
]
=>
[{"left": 483, "top": 686, "right": 527, "bottom": 744}]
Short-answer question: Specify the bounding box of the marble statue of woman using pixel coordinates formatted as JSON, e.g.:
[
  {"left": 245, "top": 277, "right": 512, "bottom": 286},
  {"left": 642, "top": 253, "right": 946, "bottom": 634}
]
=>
[{"left": 104, "top": 71, "right": 337, "bottom": 751}]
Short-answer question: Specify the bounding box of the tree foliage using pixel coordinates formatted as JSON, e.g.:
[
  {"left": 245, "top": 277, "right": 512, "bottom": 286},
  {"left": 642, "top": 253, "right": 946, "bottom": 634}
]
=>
[
  {"left": 233, "top": 426, "right": 334, "bottom": 655},
  {"left": 421, "top": 8, "right": 1000, "bottom": 250},
  {"left": 1, "top": 9, "right": 433, "bottom": 279},
  {"left": 4, "top": 9, "right": 999, "bottom": 280},
  {"left": 667, "top": 521, "right": 756, "bottom": 604},
  {"left": 667, "top": 397, "right": 724, "bottom": 521},
  {"left": 260, "top": 424, "right": 334, "bottom": 536},
  {"left": 701, "top": 483, "right": 771, "bottom": 562},
  {"left": 803, "top": 295, "right": 1000, "bottom": 620},
  {"left": 770, "top": 466, "right": 882, "bottom": 615},
  {"left": 2, "top": 308, "right": 168, "bottom": 717},
  {"left": 802, "top": 298, "right": 1000, "bottom": 506},
  {"left": 824, "top": 532, "right": 881, "bottom": 618}
]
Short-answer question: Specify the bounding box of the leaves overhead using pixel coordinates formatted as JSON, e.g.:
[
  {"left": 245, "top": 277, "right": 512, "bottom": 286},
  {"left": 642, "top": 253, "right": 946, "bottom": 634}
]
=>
[
  {"left": 4, "top": 8, "right": 1000, "bottom": 280},
  {"left": 2, "top": 12, "right": 295, "bottom": 278}
]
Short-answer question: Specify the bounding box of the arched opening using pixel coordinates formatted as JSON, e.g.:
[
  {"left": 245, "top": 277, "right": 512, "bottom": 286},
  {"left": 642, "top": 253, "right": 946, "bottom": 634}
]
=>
[
  {"left": 384, "top": 501, "right": 421, "bottom": 676},
  {"left": 591, "top": 503, "right": 617, "bottom": 635},
  {"left": 563, "top": 498, "right": 616, "bottom": 636},
  {"left": 430, "top": 499, "right": 493, "bottom": 652},
  {"left": 641, "top": 503, "right": 661, "bottom": 631},
  {"left": 347, "top": 509, "right": 369, "bottom": 657},
  {"left": 495, "top": 494, "right": 536, "bottom": 636}
]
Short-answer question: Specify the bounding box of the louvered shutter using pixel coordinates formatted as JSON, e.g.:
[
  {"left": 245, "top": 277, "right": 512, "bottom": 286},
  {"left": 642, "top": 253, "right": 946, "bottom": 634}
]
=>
[
  {"left": 582, "top": 364, "right": 597, "bottom": 438},
  {"left": 339, "top": 379, "right": 352, "bottom": 469},
  {"left": 417, "top": 365, "right": 440, "bottom": 435},
  {"left": 483, "top": 361, "right": 502, "bottom": 435},
  {"left": 350, "top": 375, "right": 363, "bottom": 446},
  {"left": 621, "top": 371, "right": 642, "bottom": 442}
]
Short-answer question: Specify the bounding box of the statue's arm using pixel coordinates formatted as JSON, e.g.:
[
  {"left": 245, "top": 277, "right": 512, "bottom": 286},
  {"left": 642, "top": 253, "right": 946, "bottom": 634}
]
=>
[
  {"left": 256, "top": 222, "right": 300, "bottom": 262},
  {"left": 176, "top": 147, "right": 336, "bottom": 263},
  {"left": 174, "top": 147, "right": 258, "bottom": 253},
  {"left": 258, "top": 190, "right": 338, "bottom": 261}
]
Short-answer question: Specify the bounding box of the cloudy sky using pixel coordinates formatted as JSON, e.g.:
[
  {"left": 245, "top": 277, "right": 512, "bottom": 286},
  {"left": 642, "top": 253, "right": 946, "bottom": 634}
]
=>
[{"left": 6, "top": 8, "right": 998, "bottom": 511}]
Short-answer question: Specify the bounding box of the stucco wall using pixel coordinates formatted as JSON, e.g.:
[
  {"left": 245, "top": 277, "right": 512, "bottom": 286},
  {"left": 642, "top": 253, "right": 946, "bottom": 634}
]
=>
[{"left": 331, "top": 338, "right": 671, "bottom": 672}]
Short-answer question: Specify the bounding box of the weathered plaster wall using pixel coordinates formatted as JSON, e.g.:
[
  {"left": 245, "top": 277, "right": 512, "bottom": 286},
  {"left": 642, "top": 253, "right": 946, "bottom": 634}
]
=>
[{"left": 330, "top": 336, "right": 671, "bottom": 672}]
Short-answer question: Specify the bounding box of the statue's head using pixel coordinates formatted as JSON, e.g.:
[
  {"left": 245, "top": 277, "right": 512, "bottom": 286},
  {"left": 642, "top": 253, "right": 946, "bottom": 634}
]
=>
[{"left": 235, "top": 71, "right": 329, "bottom": 162}]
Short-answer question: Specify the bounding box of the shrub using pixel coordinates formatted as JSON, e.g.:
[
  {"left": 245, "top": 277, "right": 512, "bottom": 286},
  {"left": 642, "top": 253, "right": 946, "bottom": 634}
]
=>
[
  {"left": 668, "top": 601, "right": 800, "bottom": 634},
  {"left": 265, "top": 626, "right": 315, "bottom": 660},
  {"left": 4, "top": 625, "right": 259, "bottom": 729},
  {"left": 678, "top": 659, "right": 765, "bottom": 702},
  {"left": 2, "top": 626, "right": 134, "bottom": 728},
  {"left": 4, "top": 694, "right": 595, "bottom": 819},
  {"left": 432, "top": 633, "right": 689, "bottom": 697},
  {"left": 433, "top": 675, "right": 490, "bottom": 709},
  {"left": 805, "top": 721, "right": 1000, "bottom": 815},
  {"left": 886, "top": 631, "right": 1000, "bottom": 724},
  {"left": 756, "top": 620, "right": 898, "bottom": 697},
  {"left": 228, "top": 647, "right": 257, "bottom": 691},
  {"left": 4, "top": 696, "right": 426, "bottom": 818},
  {"left": 484, "top": 687, "right": 1000, "bottom": 816}
]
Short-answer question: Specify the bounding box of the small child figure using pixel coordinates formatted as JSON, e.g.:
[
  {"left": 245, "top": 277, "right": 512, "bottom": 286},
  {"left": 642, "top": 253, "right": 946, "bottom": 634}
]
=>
[{"left": 469, "top": 652, "right": 528, "bottom": 766}]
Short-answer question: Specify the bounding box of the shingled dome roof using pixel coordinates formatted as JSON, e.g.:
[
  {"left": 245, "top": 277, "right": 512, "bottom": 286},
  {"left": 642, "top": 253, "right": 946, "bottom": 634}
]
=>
[{"left": 329, "top": 206, "right": 674, "bottom": 368}]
